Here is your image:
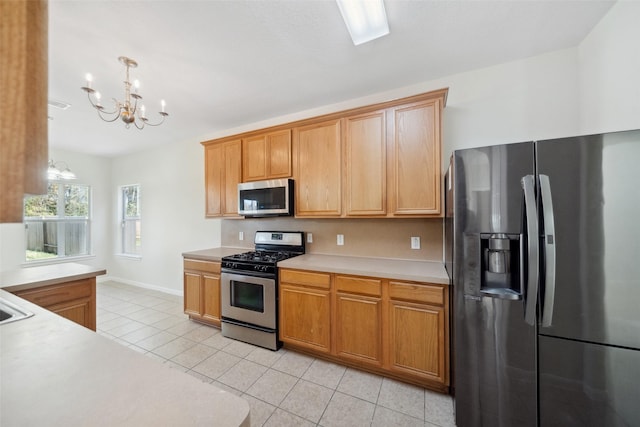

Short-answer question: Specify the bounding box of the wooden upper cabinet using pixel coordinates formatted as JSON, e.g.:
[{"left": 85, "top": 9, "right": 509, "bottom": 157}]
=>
[
  {"left": 223, "top": 141, "right": 242, "bottom": 216},
  {"left": 344, "top": 110, "right": 387, "bottom": 216},
  {"left": 204, "top": 139, "right": 242, "bottom": 217},
  {"left": 242, "top": 129, "right": 291, "bottom": 182},
  {"left": 1, "top": 0, "right": 48, "bottom": 223},
  {"left": 293, "top": 119, "right": 342, "bottom": 217},
  {"left": 200, "top": 89, "right": 447, "bottom": 219},
  {"left": 205, "top": 144, "right": 223, "bottom": 216},
  {"left": 388, "top": 99, "right": 442, "bottom": 216}
]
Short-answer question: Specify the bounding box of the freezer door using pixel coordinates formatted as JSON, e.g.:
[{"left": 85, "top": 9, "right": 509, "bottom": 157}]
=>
[
  {"left": 536, "top": 130, "right": 640, "bottom": 350},
  {"left": 539, "top": 335, "right": 640, "bottom": 426},
  {"left": 453, "top": 143, "right": 537, "bottom": 427}
]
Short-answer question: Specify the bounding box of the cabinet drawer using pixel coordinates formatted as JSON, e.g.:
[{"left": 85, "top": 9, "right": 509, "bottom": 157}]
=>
[
  {"left": 15, "top": 279, "right": 93, "bottom": 308},
  {"left": 389, "top": 281, "right": 444, "bottom": 305},
  {"left": 183, "top": 259, "right": 221, "bottom": 274},
  {"left": 335, "top": 275, "right": 382, "bottom": 297},
  {"left": 280, "top": 269, "right": 331, "bottom": 289}
]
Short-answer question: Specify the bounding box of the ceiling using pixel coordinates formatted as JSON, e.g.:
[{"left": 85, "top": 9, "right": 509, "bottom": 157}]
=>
[{"left": 48, "top": 0, "right": 615, "bottom": 158}]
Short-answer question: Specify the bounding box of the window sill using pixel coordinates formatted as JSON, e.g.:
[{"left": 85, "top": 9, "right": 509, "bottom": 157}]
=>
[
  {"left": 22, "top": 254, "right": 96, "bottom": 268},
  {"left": 116, "top": 254, "right": 142, "bottom": 261}
]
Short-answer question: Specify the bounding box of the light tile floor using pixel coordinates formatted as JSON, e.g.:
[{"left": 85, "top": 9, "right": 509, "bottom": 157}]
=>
[{"left": 97, "top": 280, "right": 456, "bottom": 427}]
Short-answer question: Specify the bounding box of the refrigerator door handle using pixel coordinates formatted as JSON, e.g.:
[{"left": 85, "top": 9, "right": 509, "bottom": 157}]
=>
[
  {"left": 539, "top": 174, "right": 556, "bottom": 327},
  {"left": 521, "top": 175, "right": 539, "bottom": 326}
]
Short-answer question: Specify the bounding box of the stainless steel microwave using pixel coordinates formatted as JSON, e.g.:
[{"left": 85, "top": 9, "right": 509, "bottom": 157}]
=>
[{"left": 237, "top": 178, "right": 294, "bottom": 217}]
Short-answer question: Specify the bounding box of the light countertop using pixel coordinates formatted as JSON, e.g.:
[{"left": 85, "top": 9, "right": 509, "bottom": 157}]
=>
[
  {"left": 182, "top": 248, "right": 448, "bottom": 284},
  {"left": 182, "top": 247, "right": 248, "bottom": 262},
  {"left": 0, "top": 262, "right": 106, "bottom": 291},
  {"left": 278, "top": 254, "right": 449, "bottom": 284},
  {"left": 0, "top": 263, "right": 250, "bottom": 426}
]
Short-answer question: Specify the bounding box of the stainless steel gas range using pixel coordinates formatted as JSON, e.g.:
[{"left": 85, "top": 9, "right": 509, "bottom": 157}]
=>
[{"left": 220, "top": 231, "right": 304, "bottom": 351}]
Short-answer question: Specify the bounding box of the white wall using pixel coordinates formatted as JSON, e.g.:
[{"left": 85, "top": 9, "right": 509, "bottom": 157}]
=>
[
  {"left": 578, "top": 1, "right": 640, "bottom": 134},
  {"left": 0, "top": 148, "right": 111, "bottom": 272},
  {"left": 107, "top": 139, "right": 220, "bottom": 294}
]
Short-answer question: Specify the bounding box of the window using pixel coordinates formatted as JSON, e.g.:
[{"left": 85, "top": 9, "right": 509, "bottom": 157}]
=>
[
  {"left": 24, "top": 183, "right": 91, "bottom": 262},
  {"left": 121, "top": 185, "right": 141, "bottom": 256}
]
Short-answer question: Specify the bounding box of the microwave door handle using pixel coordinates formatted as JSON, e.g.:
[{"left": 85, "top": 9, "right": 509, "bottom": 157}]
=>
[
  {"left": 539, "top": 174, "right": 556, "bottom": 327},
  {"left": 521, "top": 175, "right": 539, "bottom": 326}
]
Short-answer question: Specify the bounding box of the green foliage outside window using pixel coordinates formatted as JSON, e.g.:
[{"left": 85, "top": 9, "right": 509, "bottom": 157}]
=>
[
  {"left": 24, "top": 183, "right": 90, "bottom": 218},
  {"left": 24, "top": 183, "right": 59, "bottom": 217},
  {"left": 123, "top": 185, "right": 139, "bottom": 218}
]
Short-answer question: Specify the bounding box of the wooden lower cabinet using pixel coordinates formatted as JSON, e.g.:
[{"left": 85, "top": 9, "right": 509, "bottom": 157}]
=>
[
  {"left": 12, "top": 278, "right": 96, "bottom": 331},
  {"left": 183, "top": 258, "right": 221, "bottom": 327},
  {"left": 335, "top": 293, "right": 383, "bottom": 366},
  {"left": 279, "top": 268, "right": 450, "bottom": 392},
  {"left": 389, "top": 300, "right": 446, "bottom": 383},
  {"left": 279, "top": 269, "right": 331, "bottom": 353}
]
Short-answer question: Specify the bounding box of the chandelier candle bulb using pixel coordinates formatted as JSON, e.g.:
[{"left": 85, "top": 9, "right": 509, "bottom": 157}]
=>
[
  {"left": 161, "top": 99, "right": 165, "bottom": 113},
  {"left": 85, "top": 73, "right": 93, "bottom": 88}
]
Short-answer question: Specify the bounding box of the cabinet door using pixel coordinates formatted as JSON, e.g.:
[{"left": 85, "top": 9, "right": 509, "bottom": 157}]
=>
[
  {"left": 242, "top": 135, "right": 267, "bottom": 182},
  {"left": 202, "top": 273, "right": 221, "bottom": 324},
  {"left": 335, "top": 293, "right": 383, "bottom": 366},
  {"left": 184, "top": 271, "right": 202, "bottom": 316},
  {"left": 204, "top": 144, "right": 223, "bottom": 217},
  {"left": 222, "top": 140, "right": 242, "bottom": 217},
  {"left": 266, "top": 129, "right": 292, "bottom": 178},
  {"left": 242, "top": 130, "right": 291, "bottom": 181},
  {"left": 293, "top": 119, "right": 342, "bottom": 217},
  {"left": 388, "top": 300, "right": 447, "bottom": 384},
  {"left": 280, "top": 284, "right": 331, "bottom": 353},
  {"left": 12, "top": 279, "right": 96, "bottom": 330},
  {"left": 51, "top": 299, "right": 94, "bottom": 331},
  {"left": 344, "top": 111, "right": 386, "bottom": 216},
  {"left": 204, "top": 140, "right": 242, "bottom": 217},
  {"left": 389, "top": 99, "right": 442, "bottom": 216}
]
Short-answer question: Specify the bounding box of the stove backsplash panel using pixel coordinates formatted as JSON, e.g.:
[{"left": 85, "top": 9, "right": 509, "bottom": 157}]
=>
[{"left": 221, "top": 218, "right": 442, "bottom": 261}]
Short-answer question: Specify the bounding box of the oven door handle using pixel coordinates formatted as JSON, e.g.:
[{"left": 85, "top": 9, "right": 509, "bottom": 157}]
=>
[{"left": 221, "top": 269, "right": 275, "bottom": 280}]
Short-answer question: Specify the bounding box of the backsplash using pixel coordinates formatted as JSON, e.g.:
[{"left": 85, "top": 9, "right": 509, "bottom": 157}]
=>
[{"left": 221, "top": 217, "right": 443, "bottom": 261}]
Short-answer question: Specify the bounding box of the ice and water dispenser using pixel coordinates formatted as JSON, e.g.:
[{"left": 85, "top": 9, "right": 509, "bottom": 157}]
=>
[{"left": 479, "top": 233, "right": 522, "bottom": 300}]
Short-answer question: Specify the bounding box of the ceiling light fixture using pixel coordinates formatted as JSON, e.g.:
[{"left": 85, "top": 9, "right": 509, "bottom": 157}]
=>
[
  {"left": 81, "top": 56, "right": 168, "bottom": 129},
  {"left": 336, "top": 0, "right": 389, "bottom": 45},
  {"left": 47, "top": 160, "right": 76, "bottom": 180}
]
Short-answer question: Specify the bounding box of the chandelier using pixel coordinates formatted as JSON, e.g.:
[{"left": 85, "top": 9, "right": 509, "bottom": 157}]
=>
[
  {"left": 47, "top": 160, "right": 76, "bottom": 180},
  {"left": 81, "top": 56, "right": 168, "bottom": 129}
]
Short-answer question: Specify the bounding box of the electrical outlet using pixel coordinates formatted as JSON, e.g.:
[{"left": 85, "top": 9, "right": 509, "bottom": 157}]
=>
[
  {"left": 239, "top": 231, "right": 244, "bottom": 241},
  {"left": 411, "top": 236, "right": 420, "bottom": 249},
  {"left": 337, "top": 234, "right": 344, "bottom": 246},
  {"left": 307, "top": 233, "right": 313, "bottom": 243}
]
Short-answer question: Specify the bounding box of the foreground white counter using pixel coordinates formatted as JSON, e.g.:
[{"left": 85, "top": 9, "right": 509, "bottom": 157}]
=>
[{"left": 0, "top": 290, "right": 250, "bottom": 426}]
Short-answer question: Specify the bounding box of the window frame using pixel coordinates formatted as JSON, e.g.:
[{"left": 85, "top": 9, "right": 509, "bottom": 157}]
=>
[
  {"left": 23, "top": 182, "right": 92, "bottom": 264},
  {"left": 119, "top": 184, "right": 142, "bottom": 258}
]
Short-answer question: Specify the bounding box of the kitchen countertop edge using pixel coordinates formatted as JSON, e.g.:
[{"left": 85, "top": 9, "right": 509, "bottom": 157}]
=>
[
  {"left": 182, "top": 247, "right": 249, "bottom": 262},
  {"left": 278, "top": 253, "right": 449, "bottom": 284},
  {"left": 0, "top": 262, "right": 107, "bottom": 291},
  {"left": 181, "top": 248, "right": 449, "bottom": 284}
]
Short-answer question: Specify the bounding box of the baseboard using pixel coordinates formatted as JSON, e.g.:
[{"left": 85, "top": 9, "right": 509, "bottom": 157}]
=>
[{"left": 98, "top": 275, "right": 183, "bottom": 297}]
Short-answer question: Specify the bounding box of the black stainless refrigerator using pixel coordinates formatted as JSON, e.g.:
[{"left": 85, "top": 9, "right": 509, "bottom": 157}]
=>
[{"left": 447, "top": 130, "right": 640, "bottom": 426}]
